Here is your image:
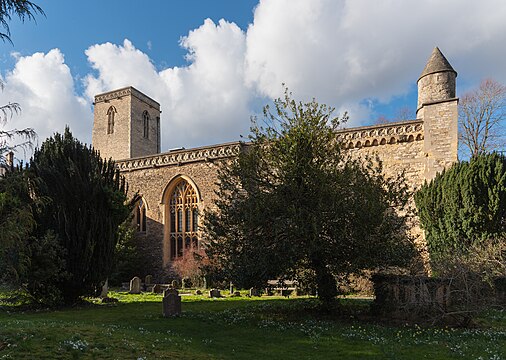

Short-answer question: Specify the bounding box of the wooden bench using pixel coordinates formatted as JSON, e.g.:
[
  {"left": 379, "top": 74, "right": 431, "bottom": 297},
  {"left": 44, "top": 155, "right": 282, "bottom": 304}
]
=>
[{"left": 266, "top": 280, "right": 297, "bottom": 297}]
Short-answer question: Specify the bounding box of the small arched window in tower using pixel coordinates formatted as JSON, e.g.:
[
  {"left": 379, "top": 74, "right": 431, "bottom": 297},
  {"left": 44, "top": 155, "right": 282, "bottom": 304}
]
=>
[
  {"left": 135, "top": 198, "right": 147, "bottom": 232},
  {"left": 169, "top": 179, "right": 199, "bottom": 260},
  {"left": 107, "top": 106, "right": 116, "bottom": 134},
  {"left": 143, "top": 111, "right": 150, "bottom": 139}
]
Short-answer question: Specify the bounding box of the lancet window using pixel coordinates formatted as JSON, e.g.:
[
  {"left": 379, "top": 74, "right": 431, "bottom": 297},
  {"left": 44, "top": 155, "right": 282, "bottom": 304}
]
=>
[
  {"left": 107, "top": 106, "right": 116, "bottom": 134},
  {"left": 169, "top": 179, "right": 199, "bottom": 260},
  {"left": 143, "top": 111, "right": 150, "bottom": 139},
  {"left": 135, "top": 198, "right": 147, "bottom": 232}
]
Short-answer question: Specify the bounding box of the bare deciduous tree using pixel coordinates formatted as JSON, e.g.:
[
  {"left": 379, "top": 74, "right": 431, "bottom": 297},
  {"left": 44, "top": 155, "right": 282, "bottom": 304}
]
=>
[
  {"left": 459, "top": 79, "right": 506, "bottom": 157},
  {"left": 0, "top": 0, "right": 43, "bottom": 165},
  {"left": 0, "top": 81, "right": 36, "bottom": 167}
]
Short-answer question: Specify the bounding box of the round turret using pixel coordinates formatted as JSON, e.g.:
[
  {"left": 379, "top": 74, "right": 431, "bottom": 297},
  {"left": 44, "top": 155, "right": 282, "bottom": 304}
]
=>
[{"left": 417, "top": 47, "right": 457, "bottom": 112}]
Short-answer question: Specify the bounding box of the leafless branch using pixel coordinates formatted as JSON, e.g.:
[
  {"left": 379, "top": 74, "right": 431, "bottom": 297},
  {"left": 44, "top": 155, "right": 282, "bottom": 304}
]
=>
[{"left": 459, "top": 79, "right": 506, "bottom": 157}]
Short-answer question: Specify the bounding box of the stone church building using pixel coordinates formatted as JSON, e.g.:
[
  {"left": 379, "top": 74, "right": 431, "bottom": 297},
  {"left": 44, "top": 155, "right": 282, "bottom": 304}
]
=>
[{"left": 92, "top": 47, "right": 458, "bottom": 277}]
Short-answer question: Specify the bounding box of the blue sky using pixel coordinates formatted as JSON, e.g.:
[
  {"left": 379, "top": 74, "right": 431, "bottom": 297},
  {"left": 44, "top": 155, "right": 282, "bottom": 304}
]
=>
[
  {"left": 0, "top": 1, "right": 258, "bottom": 91},
  {"left": 1, "top": 0, "right": 506, "bottom": 159}
]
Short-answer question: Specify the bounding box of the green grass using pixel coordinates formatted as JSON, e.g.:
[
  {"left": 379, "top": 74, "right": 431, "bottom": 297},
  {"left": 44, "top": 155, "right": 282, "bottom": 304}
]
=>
[{"left": 0, "top": 291, "right": 505, "bottom": 359}]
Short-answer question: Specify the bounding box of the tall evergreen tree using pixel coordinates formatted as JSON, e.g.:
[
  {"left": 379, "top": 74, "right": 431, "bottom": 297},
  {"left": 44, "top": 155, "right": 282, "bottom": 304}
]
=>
[
  {"left": 205, "top": 90, "right": 416, "bottom": 305},
  {"left": 26, "top": 127, "right": 131, "bottom": 304},
  {"left": 0, "top": 168, "right": 34, "bottom": 282},
  {"left": 415, "top": 153, "right": 506, "bottom": 261}
]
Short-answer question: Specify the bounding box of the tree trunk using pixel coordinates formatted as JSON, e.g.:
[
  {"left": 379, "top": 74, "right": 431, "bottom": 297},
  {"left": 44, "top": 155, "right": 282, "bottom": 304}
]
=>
[{"left": 313, "top": 261, "right": 338, "bottom": 307}]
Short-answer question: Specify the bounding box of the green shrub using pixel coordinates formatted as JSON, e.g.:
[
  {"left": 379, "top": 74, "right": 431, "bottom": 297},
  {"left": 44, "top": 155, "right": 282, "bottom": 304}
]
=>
[{"left": 415, "top": 153, "right": 506, "bottom": 260}]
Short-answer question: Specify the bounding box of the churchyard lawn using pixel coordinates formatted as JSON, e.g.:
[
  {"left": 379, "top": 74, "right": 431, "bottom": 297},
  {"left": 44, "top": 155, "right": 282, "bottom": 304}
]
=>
[{"left": 0, "top": 290, "right": 505, "bottom": 359}]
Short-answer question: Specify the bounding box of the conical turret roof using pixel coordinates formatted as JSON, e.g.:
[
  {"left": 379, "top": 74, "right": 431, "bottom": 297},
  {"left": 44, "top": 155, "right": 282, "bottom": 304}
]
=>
[{"left": 419, "top": 47, "right": 457, "bottom": 80}]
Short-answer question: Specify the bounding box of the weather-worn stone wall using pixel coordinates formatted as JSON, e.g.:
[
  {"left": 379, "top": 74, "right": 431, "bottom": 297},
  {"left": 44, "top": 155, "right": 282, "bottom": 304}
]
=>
[
  {"left": 115, "top": 112, "right": 453, "bottom": 278},
  {"left": 93, "top": 88, "right": 133, "bottom": 160},
  {"left": 93, "top": 87, "right": 160, "bottom": 161},
  {"left": 101, "top": 48, "right": 460, "bottom": 279},
  {"left": 117, "top": 142, "right": 241, "bottom": 278},
  {"left": 337, "top": 120, "right": 426, "bottom": 191}
]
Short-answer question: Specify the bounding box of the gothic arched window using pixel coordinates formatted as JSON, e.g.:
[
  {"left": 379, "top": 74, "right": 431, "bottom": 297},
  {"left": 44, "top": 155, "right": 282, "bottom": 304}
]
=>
[
  {"left": 107, "top": 106, "right": 116, "bottom": 134},
  {"left": 169, "top": 179, "right": 199, "bottom": 260},
  {"left": 135, "top": 198, "right": 147, "bottom": 232},
  {"left": 143, "top": 111, "right": 150, "bottom": 139}
]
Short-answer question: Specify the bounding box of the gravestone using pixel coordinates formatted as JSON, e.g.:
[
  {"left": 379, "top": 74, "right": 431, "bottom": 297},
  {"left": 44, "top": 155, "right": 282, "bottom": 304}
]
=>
[
  {"left": 130, "top": 276, "right": 141, "bottom": 294},
  {"left": 209, "top": 289, "right": 221, "bottom": 298},
  {"left": 162, "top": 288, "right": 181, "bottom": 317},
  {"left": 152, "top": 284, "right": 164, "bottom": 294},
  {"left": 100, "top": 279, "right": 109, "bottom": 298},
  {"left": 145, "top": 275, "right": 153, "bottom": 285},
  {"left": 229, "top": 282, "right": 234, "bottom": 295},
  {"left": 249, "top": 288, "right": 260, "bottom": 297}
]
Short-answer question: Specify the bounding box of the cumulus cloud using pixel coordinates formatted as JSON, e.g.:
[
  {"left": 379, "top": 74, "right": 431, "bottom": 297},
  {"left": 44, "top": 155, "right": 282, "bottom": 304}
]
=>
[
  {"left": 84, "top": 20, "right": 253, "bottom": 150},
  {"left": 3, "top": 0, "right": 506, "bottom": 155},
  {"left": 245, "top": 0, "right": 506, "bottom": 117},
  {"left": 0, "top": 49, "right": 91, "bottom": 160}
]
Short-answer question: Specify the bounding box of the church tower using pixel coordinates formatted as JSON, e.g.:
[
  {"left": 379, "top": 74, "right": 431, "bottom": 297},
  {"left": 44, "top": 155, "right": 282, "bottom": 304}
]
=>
[
  {"left": 417, "top": 47, "right": 459, "bottom": 180},
  {"left": 92, "top": 86, "right": 161, "bottom": 160}
]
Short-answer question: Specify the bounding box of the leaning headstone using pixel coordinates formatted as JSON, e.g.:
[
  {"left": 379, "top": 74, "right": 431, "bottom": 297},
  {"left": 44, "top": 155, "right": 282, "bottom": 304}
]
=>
[
  {"left": 130, "top": 276, "right": 141, "bottom": 294},
  {"left": 152, "top": 284, "right": 165, "bottom": 294},
  {"left": 100, "top": 279, "right": 109, "bottom": 298},
  {"left": 162, "top": 288, "right": 182, "bottom": 317},
  {"left": 145, "top": 275, "right": 153, "bottom": 285},
  {"left": 249, "top": 288, "right": 260, "bottom": 297},
  {"left": 209, "top": 289, "right": 221, "bottom": 298}
]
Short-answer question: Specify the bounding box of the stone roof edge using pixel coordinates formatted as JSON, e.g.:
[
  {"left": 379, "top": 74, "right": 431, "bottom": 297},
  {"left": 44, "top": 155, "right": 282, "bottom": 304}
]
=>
[
  {"left": 94, "top": 86, "right": 160, "bottom": 108},
  {"left": 336, "top": 118, "right": 423, "bottom": 134},
  {"left": 115, "top": 141, "right": 245, "bottom": 171},
  {"left": 416, "top": 97, "right": 459, "bottom": 113}
]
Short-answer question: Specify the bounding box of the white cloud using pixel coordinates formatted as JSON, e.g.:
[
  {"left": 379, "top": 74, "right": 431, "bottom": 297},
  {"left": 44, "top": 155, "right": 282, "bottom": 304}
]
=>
[
  {"left": 0, "top": 49, "right": 91, "bottom": 161},
  {"left": 84, "top": 21, "right": 252, "bottom": 150},
  {"left": 3, "top": 0, "right": 506, "bottom": 156},
  {"left": 245, "top": 0, "right": 506, "bottom": 117}
]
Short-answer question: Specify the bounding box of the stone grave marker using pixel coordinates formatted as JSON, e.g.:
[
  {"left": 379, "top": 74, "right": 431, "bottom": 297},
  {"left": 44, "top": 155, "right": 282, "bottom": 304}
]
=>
[
  {"left": 162, "top": 288, "right": 182, "bottom": 317},
  {"left": 209, "top": 289, "right": 221, "bottom": 298},
  {"left": 130, "top": 276, "right": 141, "bottom": 294},
  {"left": 145, "top": 275, "right": 153, "bottom": 285},
  {"left": 100, "top": 279, "right": 109, "bottom": 298},
  {"left": 249, "top": 288, "right": 260, "bottom": 297}
]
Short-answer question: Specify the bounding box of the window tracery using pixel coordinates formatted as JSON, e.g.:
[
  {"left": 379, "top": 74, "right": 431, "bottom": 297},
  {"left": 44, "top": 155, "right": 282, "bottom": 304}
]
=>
[{"left": 169, "top": 179, "right": 199, "bottom": 260}]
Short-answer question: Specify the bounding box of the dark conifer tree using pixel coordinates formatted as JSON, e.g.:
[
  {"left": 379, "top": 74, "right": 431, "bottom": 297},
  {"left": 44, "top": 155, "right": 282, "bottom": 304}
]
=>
[
  {"left": 415, "top": 153, "right": 506, "bottom": 261},
  {"left": 26, "top": 127, "right": 131, "bottom": 304}
]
